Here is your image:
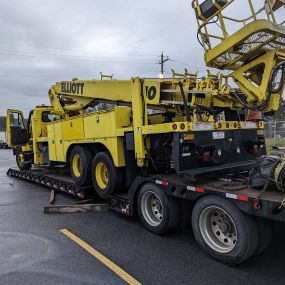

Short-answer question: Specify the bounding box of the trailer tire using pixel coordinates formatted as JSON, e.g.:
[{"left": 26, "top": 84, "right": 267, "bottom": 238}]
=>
[
  {"left": 92, "top": 151, "right": 123, "bottom": 199},
  {"left": 178, "top": 200, "right": 193, "bottom": 229},
  {"left": 70, "top": 146, "right": 92, "bottom": 186},
  {"left": 16, "top": 152, "right": 32, "bottom": 171},
  {"left": 254, "top": 218, "right": 273, "bottom": 256},
  {"left": 191, "top": 195, "right": 258, "bottom": 265},
  {"left": 137, "top": 183, "right": 180, "bottom": 235}
]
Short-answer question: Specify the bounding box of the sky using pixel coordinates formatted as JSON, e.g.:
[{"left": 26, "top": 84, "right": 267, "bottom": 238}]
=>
[
  {"left": 0, "top": 0, "right": 207, "bottom": 116},
  {"left": 0, "top": 0, "right": 282, "bottom": 116}
]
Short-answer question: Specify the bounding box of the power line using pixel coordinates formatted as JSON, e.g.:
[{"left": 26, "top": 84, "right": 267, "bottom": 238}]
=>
[
  {"left": 0, "top": 41, "right": 158, "bottom": 58},
  {"left": 0, "top": 50, "right": 156, "bottom": 64}
]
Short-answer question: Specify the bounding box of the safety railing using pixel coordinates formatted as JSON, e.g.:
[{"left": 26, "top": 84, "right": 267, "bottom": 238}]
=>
[{"left": 192, "top": 0, "right": 285, "bottom": 53}]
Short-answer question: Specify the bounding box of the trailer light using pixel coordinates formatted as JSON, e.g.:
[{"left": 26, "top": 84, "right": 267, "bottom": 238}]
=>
[
  {"left": 226, "top": 123, "right": 229, "bottom": 128},
  {"left": 180, "top": 123, "right": 185, "bottom": 130},
  {"left": 172, "top": 124, "right": 178, "bottom": 130},
  {"left": 226, "top": 193, "right": 249, "bottom": 202},
  {"left": 218, "top": 123, "right": 222, "bottom": 129},
  {"left": 202, "top": 151, "right": 211, "bottom": 162},
  {"left": 155, "top": 180, "right": 169, "bottom": 186},
  {"left": 184, "top": 134, "right": 194, "bottom": 141},
  {"left": 187, "top": 186, "right": 205, "bottom": 193},
  {"left": 233, "top": 122, "right": 237, "bottom": 128}
]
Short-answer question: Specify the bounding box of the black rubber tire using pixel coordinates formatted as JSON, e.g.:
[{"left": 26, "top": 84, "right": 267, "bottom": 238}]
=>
[
  {"left": 16, "top": 152, "right": 32, "bottom": 171},
  {"left": 92, "top": 151, "right": 123, "bottom": 199},
  {"left": 178, "top": 200, "right": 193, "bottom": 229},
  {"left": 191, "top": 195, "right": 259, "bottom": 266},
  {"left": 137, "top": 183, "right": 180, "bottom": 235},
  {"left": 70, "top": 146, "right": 93, "bottom": 187},
  {"left": 254, "top": 218, "right": 273, "bottom": 256}
]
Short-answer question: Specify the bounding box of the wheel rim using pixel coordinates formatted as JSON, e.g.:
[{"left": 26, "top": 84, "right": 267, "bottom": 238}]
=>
[
  {"left": 141, "top": 191, "right": 163, "bottom": 227},
  {"left": 199, "top": 206, "right": 237, "bottom": 253},
  {"left": 17, "top": 153, "right": 25, "bottom": 167},
  {"left": 95, "top": 162, "right": 109, "bottom": 189},
  {"left": 72, "top": 154, "right": 82, "bottom": 177}
]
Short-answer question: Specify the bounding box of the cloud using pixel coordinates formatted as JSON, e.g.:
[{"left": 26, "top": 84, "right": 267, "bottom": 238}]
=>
[
  {"left": 0, "top": 0, "right": 281, "bottom": 116},
  {"left": 0, "top": 0, "right": 208, "bottom": 116}
]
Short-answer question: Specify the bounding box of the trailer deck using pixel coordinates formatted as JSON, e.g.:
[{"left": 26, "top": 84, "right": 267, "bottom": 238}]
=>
[{"left": 7, "top": 167, "right": 285, "bottom": 223}]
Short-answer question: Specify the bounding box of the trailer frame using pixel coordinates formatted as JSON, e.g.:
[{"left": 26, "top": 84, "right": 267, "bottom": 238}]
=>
[{"left": 7, "top": 167, "right": 285, "bottom": 223}]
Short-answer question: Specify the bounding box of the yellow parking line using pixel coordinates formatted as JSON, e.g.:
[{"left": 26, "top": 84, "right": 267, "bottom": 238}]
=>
[{"left": 60, "top": 228, "right": 142, "bottom": 285}]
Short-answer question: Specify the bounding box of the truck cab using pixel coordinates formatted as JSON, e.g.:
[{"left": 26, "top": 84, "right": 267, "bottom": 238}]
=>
[{"left": 6, "top": 106, "right": 56, "bottom": 170}]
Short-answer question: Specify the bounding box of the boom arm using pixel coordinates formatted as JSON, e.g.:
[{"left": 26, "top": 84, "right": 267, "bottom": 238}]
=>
[{"left": 48, "top": 0, "right": 285, "bottom": 120}]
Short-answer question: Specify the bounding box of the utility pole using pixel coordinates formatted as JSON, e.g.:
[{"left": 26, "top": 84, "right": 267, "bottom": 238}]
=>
[{"left": 158, "top": 52, "right": 169, "bottom": 78}]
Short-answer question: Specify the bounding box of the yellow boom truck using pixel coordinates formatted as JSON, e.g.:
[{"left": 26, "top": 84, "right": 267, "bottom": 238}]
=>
[{"left": 6, "top": 0, "right": 285, "bottom": 265}]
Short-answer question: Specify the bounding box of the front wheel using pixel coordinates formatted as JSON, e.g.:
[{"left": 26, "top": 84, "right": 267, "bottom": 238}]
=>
[
  {"left": 16, "top": 152, "right": 32, "bottom": 171},
  {"left": 192, "top": 195, "right": 258, "bottom": 266}
]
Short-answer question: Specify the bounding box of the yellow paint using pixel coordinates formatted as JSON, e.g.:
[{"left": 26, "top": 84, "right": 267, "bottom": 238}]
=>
[
  {"left": 72, "top": 154, "right": 82, "bottom": 177},
  {"left": 95, "top": 162, "right": 108, "bottom": 189},
  {"left": 59, "top": 229, "right": 142, "bottom": 285},
  {"left": 62, "top": 117, "right": 84, "bottom": 141}
]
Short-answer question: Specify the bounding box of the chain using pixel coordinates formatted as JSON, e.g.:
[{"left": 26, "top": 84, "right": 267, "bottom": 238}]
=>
[
  {"left": 211, "top": 179, "right": 248, "bottom": 191},
  {"left": 254, "top": 158, "right": 282, "bottom": 207},
  {"left": 278, "top": 198, "right": 285, "bottom": 211}
]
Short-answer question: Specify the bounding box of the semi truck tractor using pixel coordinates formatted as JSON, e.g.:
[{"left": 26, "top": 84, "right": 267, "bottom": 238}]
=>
[{"left": 6, "top": 0, "right": 285, "bottom": 265}]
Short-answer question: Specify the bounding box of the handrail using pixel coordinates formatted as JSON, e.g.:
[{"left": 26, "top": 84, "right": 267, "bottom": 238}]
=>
[
  {"left": 193, "top": 0, "right": 285, "bottom": 52},
  {"left": 222, "top": 7, "right": 264, "bottom": 24}
]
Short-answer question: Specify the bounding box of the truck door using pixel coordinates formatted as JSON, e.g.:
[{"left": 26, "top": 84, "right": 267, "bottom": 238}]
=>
[{"left": 6, "top": 109, "right": 28, "bottom": 147}]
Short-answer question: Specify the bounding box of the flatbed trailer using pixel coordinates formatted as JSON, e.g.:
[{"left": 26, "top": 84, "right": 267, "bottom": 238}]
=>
[
  {"left": 7, "top": 167, "right": 285, "bottom": 223},
  {"left": 7, "top": 167, "right": 285, "bottom": 265}
]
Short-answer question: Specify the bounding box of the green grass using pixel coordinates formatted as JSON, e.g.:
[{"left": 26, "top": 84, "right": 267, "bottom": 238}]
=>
[{"left": 265, "top": 137, "right": 285, "bottom": 153}]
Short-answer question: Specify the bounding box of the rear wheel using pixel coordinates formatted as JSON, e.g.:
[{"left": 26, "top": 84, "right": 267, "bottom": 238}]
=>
[
  {"left": 192, "top": 195, "right": 258, "bottom": 265},
  {"left": 16, "top": 152, "right": 32, "bottom": 171},
  {"left": 70, "top": 146, "right": 92, "bottom": 186},
  {"left": 92, "top": 151, "right": 123, "bottom": 199},
  {"left": 137, "top": 183, "right": 180, "bottom": 235},
  {"left": 254, "top": 218, "right": 273, "bottom": 256}
]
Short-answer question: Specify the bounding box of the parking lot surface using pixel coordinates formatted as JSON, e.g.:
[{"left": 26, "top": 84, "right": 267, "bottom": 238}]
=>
[{"left": 0, "top": 149, "right": 285, "bottom": 285}]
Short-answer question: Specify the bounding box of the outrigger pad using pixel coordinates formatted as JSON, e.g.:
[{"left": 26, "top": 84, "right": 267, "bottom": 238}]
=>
[{"left": 199, "top": 0, "right": 228, "bottom": 20}]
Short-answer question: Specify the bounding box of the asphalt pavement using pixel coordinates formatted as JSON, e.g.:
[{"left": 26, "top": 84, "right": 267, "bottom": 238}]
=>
[{"left": 0, "top": 149, "right": 285, "bottom": 285}]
